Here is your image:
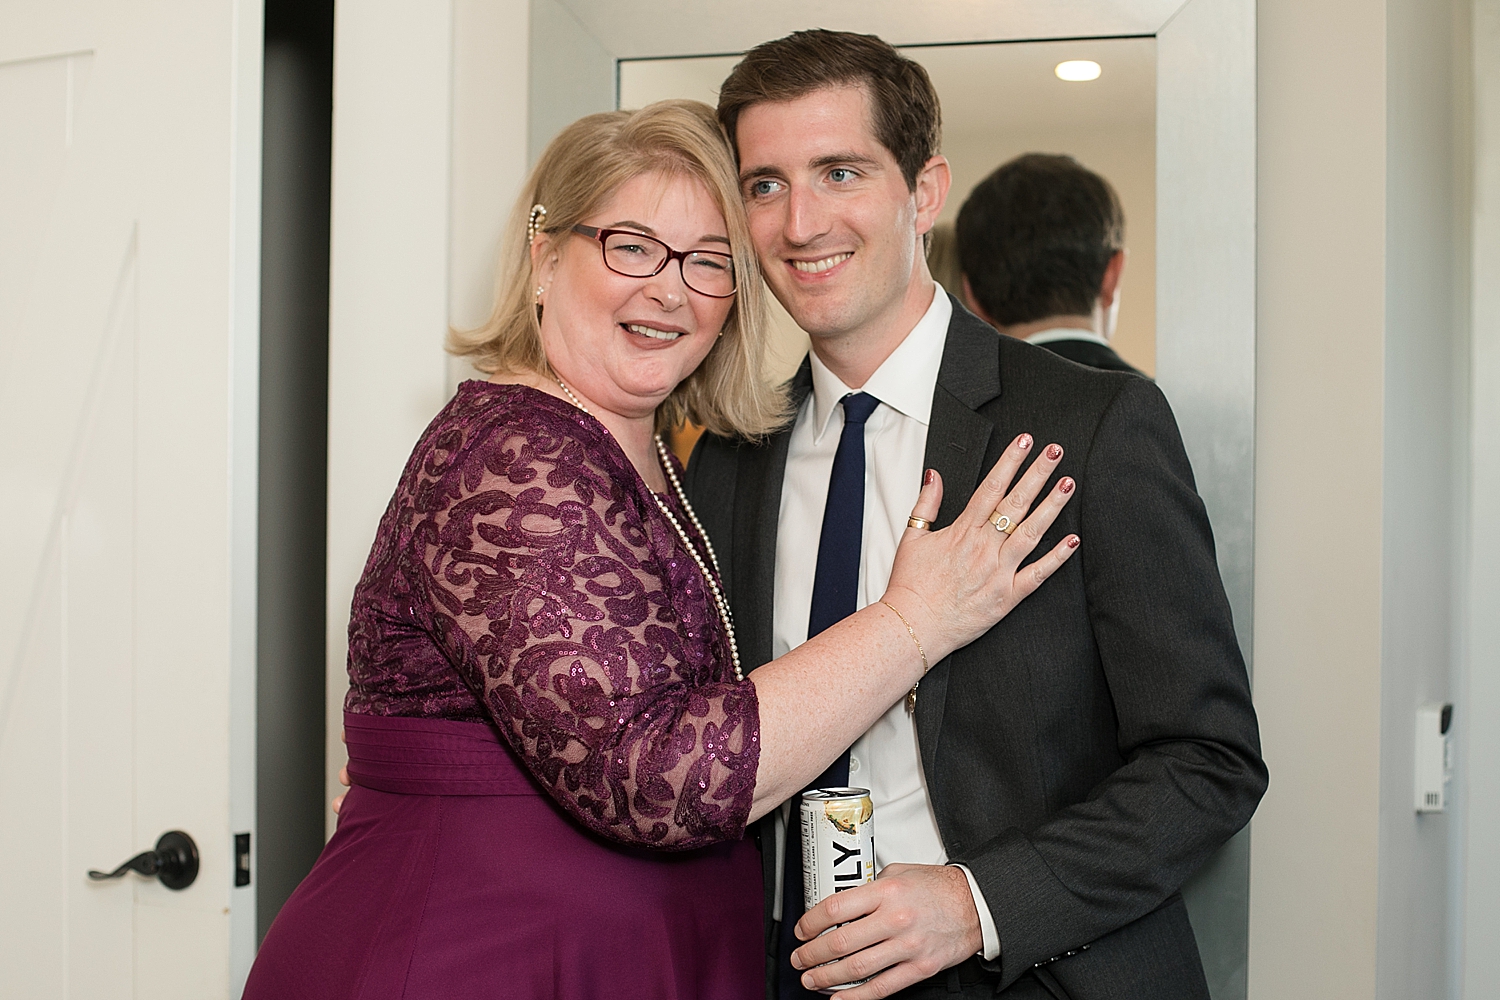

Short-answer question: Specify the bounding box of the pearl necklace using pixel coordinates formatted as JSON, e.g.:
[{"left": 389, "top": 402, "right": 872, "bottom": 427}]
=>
[{"left": 555, "top": 378, "right": 743, "bottom": 682}]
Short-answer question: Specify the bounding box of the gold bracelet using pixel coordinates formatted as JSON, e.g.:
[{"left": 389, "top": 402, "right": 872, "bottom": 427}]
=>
[{"left": 879, "top": 599, "right": 928, "bottom": 674}]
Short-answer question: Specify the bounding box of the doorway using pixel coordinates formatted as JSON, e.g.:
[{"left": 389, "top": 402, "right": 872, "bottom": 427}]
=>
[{"left": 257, "top": 0, "right": 333, "bottom": 946}]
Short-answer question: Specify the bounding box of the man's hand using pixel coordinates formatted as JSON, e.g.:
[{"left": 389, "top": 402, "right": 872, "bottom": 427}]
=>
[{"left": 791, "top": 863, "right": 983, "bottom": 998}]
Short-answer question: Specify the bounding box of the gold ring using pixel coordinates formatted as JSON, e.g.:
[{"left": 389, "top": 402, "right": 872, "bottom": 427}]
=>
[
  {"left": 907, "top": 516, "right": 932, "bottom": 531},
  {"left": 989, "top": 510, "right": 1017, "bottom": 535}
]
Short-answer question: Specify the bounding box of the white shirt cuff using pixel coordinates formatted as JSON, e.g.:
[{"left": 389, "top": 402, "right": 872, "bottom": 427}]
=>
[{"left": 951, "top": 863, "right": 1001, "bottom": 961}]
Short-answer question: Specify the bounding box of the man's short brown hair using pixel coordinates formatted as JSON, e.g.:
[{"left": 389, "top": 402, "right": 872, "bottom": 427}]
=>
[
  {"left": 716, "top": 30, "right": 942, "bottom": 191},
  {"left": 956, "top": 153, "right": 1125, "bottom": 325}
]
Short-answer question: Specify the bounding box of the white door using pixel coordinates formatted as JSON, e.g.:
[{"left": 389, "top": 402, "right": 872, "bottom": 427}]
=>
[{"left": 0, "top": 2, "right": 261, "bottom": 996}]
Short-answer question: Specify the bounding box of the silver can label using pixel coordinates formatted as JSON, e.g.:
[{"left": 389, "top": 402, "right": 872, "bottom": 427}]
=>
[{"left": 800, "top": 788, "right": 876, "bottom": 993}]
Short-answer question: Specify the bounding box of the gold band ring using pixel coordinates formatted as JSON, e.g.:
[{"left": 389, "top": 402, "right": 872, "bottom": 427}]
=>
[
  {"left": 989, "top": 510, "right": 1018, "bottom": 535},
  {"left": 907, "top": 515, "right": 933, "bottom": 531}
]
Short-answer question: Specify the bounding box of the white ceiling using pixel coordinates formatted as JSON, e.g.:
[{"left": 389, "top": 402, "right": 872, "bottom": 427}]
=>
[
  {"left": 558, "top": 0, "right": 1187, "bottom": 59},
  {"left": 619, "top": 37, "right": 1157, "bottom": 147},
  {"left": 920, "top": 36, "right": 1156, "bottom": 138}
]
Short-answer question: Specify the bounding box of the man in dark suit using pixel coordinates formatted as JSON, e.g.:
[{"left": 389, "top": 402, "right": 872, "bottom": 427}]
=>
[
  {"left": 683, "top": 30, "right": 1266, "bottom": 1000},
  {"left": 956, "top": 153, "right": 1144, "bottom": 377}
]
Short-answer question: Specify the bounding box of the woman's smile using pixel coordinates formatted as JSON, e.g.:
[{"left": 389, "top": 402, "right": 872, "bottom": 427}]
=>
[{"left": 622, "top": 320, "right": 687, "bottom": 342}]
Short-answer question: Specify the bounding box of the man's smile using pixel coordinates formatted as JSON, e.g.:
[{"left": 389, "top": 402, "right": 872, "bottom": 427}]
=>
[{"left": 788, "top": 252, "right": 853, "bottom": 275}]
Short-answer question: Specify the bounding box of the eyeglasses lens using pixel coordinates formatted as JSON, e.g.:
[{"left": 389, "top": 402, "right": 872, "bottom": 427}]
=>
[{"left": 601, "top": 232, "right": 735, "bottom": 297}]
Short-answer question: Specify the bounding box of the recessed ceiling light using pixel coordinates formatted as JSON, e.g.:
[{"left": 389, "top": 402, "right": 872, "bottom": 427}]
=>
[{"left": 1055, "top": 60, "right": 1102, "bottom": 82}]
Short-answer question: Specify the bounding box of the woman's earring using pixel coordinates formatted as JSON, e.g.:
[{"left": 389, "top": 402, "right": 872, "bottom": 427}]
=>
[{"left": 527, "top": 204, "right": 548, "bottom": 246}]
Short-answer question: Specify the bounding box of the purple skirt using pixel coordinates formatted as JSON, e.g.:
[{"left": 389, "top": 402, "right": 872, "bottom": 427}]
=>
[{"left": 244, "top": 713, "right": 764, "bottom": 1000}]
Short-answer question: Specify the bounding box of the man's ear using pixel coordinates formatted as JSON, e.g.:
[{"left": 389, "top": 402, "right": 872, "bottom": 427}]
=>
[
  {"left": 1098, "top": 249, "right": 1127, "bottom": 309},
  {"left": 961, "top": 274, "right": 995, "bottom": 326},
  {"left": 913, "top": 155, "right": 952, "bottom": 238}
]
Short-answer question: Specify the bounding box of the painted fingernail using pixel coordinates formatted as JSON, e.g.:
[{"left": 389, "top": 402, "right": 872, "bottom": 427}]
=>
[
  {"left": 1067, "top": 535, "right": 1080, "bottom": 549},
  {"left": 1046, "top": 444, "right": 1063, "bottom": 461},
  {"left": 924, "top": 468, "right": 935, "bottom": 486},
  {"left": 1059, "top": 477, "right": 1075, "bottom": 494},
  {"left": 1018, "top": 434, "right": 1033, "bottom": 450}
]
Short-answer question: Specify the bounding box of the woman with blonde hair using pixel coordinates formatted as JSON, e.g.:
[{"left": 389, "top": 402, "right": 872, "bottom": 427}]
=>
[{"left": 245, "top": 100, "right": 1079, "bottom": 999}]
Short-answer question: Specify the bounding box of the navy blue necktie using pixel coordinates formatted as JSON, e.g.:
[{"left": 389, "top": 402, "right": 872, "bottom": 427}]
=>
[{"left": 777, "top": 391, "right": 880, "bottom": 999}]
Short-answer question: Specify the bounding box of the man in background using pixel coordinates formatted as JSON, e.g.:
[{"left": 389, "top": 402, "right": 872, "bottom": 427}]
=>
[{"left": 956, "top": 153, "right": 1143, "bottom": 376}]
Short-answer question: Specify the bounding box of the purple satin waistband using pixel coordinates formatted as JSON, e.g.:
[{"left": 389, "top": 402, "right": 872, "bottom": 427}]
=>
[{"left": 344, "top": 712, "right": 544, "bottom": 797}]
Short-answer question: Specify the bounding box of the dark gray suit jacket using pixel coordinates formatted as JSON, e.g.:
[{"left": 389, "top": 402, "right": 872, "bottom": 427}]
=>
[
  {"left": 682, "top": 299, "right": 1266, "bottom": 999},
  {"left": 1034, "top": 336, "right": 1144, "bottom": 378}
]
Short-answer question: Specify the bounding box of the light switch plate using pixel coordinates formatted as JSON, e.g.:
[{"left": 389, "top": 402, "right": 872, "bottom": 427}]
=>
[{"left": 1415, "top": 704, "right": 1452, "bottom": 813}]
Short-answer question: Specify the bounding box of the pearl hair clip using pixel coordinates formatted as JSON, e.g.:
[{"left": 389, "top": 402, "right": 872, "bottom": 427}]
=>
[{"left": 527, "top": 204, "right": 548, "bottom": 246}]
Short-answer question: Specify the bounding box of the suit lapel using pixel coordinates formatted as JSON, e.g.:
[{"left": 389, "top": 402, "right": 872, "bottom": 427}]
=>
[
  {"left": 735, "top": 359, "right": 811, "bottom": 672},
  {"left": 925, "top": 387, "right": 994, "bottom": 529},
  {"left": 916, "top": 300, "right": 1004, "bottom": 787},
  {"left": 922, "top": 300, "right": 1003, "bottom": 530}
]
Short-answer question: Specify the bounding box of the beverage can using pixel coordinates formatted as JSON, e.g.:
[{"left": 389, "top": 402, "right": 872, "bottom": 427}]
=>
[{"left": 799, "top": 787, "right": 877, "bottom": 993}]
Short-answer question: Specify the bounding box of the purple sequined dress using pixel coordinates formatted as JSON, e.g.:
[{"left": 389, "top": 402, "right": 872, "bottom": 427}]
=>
[{"left": 245, "top": 382, "right": 764, "bottom": 1000}]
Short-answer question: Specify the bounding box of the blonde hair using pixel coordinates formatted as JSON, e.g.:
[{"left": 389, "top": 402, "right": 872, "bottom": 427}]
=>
[{"left": 449, "top": 99, "right": 789, "bottom": 439}]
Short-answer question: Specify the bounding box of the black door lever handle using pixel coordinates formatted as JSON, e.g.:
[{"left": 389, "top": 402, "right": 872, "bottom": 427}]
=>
[{"left": 88, "top": 830, "right": 199, "bottom": 890}]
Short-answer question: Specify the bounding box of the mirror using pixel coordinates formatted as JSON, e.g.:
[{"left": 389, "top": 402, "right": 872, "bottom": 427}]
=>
[{"left": 619, "top": 37, "right": 1157, "bottom": 380}]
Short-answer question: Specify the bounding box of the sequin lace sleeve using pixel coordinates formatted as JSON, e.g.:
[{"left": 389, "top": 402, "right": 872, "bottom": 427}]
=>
[{"left": 345, "top": 382, "right": 759, "bottom": 849}]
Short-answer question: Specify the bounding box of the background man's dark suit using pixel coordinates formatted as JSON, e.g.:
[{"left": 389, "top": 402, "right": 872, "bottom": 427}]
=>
[
  {"left": 1034, "top": 336, "right": 1143, "bottom": 377},
  {"left": 684, "top": 299, "right": 1266, "bottom": 999}
]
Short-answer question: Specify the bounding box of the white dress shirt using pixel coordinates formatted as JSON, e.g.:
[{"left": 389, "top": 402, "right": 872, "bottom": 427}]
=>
[
  {"left": 771, "top": 285, "right": 1002, "bottom": 960},
  {"left": 1024, "top": 325, "right": 1109, "bottom": 348}
]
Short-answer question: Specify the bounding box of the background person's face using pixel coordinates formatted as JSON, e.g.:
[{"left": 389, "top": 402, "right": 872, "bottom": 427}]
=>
[
  {"left": 534, "top": 170, "right": 734, "bottom": 419},
  {"left": 736, "top": 86, "right": 925, "bottom": 344}
]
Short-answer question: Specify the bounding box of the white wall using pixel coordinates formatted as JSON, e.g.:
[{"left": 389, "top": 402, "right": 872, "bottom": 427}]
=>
[
  {"left": 1379, "top": 1, "right": 1469, "bottom": 997},
  {"left": 324, "top": 0, "right": 456, "bottom": 827},
  {"left": 447, "top": 0, "right": 532, "bottom": 392},
  {"left": 1251, "top": 0, "right": 1482, "bottom": 998},
  {"left": 528, "top": 0, "right": 613, "bottom": 164},
  {"left": 1459, "top": 3, "right": 1500, "bottom": 995},
  {"left": 1251, "top": 0, "right": 1388, "bottom": 994}
]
